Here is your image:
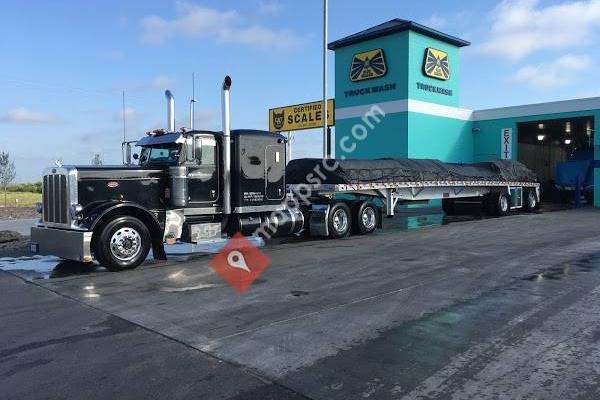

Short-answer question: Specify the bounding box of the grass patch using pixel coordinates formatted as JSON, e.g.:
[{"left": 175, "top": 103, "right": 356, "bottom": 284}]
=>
[{"left": 0, "top": 191, "right": 42, "bottom": 207}]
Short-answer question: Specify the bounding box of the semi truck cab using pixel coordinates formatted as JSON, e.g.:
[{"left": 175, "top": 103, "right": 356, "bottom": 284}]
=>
[{"left": 31, "top": 77, "right": 304, "bottom": 271}]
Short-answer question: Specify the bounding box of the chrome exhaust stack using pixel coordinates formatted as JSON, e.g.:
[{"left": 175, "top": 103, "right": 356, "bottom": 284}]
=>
[
  {"left": 189, "top": 99, "right": 196, "bottom": 130},
  {"left": 221, "top": 76, "right": 232, "bottom": 215},
  {"left": 165, "top": 90, "right": 175, "bottom": 132}
]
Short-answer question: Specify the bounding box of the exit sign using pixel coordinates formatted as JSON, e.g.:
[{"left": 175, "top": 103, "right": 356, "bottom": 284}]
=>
[{"left": 501, "top": 128, "right": 512, "bottom": 160}]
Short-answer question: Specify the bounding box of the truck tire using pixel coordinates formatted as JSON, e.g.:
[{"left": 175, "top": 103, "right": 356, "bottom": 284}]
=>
[
  {"left": 524, "top": 190, "right": 538, "bottom": 212},
  {"left": 492, "top": 192, "right": 510, "bottom": 217},
  {"left": 94, "top": 216, "right": 151, "bottom": 271},
  {"left": 353, "top": 201, "right": 378, "bottom": 235},
  {"left": 328, "top": 202, "right": 352, "bottom": 239},
  {"left": 442, "top": 198, "right": 455, "bottom": 215}
]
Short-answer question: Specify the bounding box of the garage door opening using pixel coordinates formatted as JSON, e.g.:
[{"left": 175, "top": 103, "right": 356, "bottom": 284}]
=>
[{"left": 517, "top": 116, "right": 594, "bottom": 205}]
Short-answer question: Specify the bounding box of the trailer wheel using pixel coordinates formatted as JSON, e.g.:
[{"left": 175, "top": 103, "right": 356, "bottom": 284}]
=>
[
  {"left": 94, "top": 216, "right": 151, "bottom": 271},
  {"left": 524, "top": 190, "right": 538, "bottom": 212},
  {"left": 442, "top": 198, "right": 455, "bottom": 215},
  {"left": 353, "top": 201, "right": 378, "bottom": 235},
  {"left": 328, "top": 202, "right": 352, "bottom": 238},
  {"left": 492, "top": 192, "right": 510, "bottom": 217}
]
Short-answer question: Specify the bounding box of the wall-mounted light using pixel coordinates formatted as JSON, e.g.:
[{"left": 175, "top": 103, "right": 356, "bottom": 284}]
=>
[
  {"left": 538, "top": 123, "right": 545, "bottom": 129},
  {"left": 564, "top": 138, "right": 572, "bottom": 145},
  {"left": 565, "top": 121, "right": 571, "bottom": 133},
  {"left": 537, "top": 134, "right": 546, "bottom": 141}
]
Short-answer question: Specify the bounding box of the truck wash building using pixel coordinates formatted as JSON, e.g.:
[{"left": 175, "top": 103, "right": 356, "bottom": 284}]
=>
[{"left": 328, "top": 19, "right": 600, "bottom": 207}]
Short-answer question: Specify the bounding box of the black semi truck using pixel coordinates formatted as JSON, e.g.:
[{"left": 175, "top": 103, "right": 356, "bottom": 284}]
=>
[{"left": 31, "top": 76, "right": 540, "bottom": 271}]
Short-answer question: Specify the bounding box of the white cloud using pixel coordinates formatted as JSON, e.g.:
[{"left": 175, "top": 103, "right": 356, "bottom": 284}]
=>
[
  {"left": 0, "top": 107, "right": 62, "bottom": 124},
  {"left": 480, "top": 0, "right": 600, "bottom": 60},
  {"left": 104, "top": 50, "right": 125, "bottom": 61},
  {"left": 141, "top": 2, "right": 301, "bottom": 49},
  {"left": 151, "top": 76, "right": 176, "bottom": 89},
  {"left": 114, "top": 107, "right": 141, "bottom": 122},
  {"left": 512, "top": 54, "right": 591, "bottom": 87},
  {"left": 257, "top": 0, "right": 283, "bottom": 15},
  {"left": 115, "top": 75, "right": 176, "bottom": 92},
  {"left": 422, "top": 14, "right": 448, "bottom": 30}
]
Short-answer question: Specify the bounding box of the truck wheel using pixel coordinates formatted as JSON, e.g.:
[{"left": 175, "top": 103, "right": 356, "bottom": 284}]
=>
[
  {"left": 524, "top": 190, "right": 538, "bottom": 212},
  {"left": 94, "top": 216, "right": 151, "bottom": 271},
  {"left": 442, "top": 198, "right": 455, "bottom": 215},
  {"left": 353, "top": 201, "right": 378, "bottom": 235},
  {"left": 328, "top": 202, "right": 352, "bottom": 238},
  {"left": 493, "top": 193, "right": 510, "bottom": 217}
]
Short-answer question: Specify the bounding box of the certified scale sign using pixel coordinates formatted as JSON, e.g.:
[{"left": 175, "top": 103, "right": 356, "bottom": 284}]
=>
[{"left": 269, "top": 99, "right": 335, "bottom": 132}]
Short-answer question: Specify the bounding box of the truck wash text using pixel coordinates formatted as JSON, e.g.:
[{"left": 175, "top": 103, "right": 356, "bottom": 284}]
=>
[
  {"left": 344, "top": 82, "right": 397, "bottom": 98},
  {"left": 416, "top": 82, "right": 453, "bottom": 96}
]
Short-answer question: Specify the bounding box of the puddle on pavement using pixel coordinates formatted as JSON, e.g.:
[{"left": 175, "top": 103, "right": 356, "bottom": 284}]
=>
[
  {"left": 0, "top": 237, "right": 264, "bottom": 280},
  {"left": 522, "top": 253, "right": 600, "bottom": 282},
  {"left": 0, "top": 256, "right": 105, "bottom": 280}
]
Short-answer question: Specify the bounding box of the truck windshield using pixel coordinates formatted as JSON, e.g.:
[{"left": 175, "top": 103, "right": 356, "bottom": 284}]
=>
[{"left": 139, "top": 144, "right": 180, "bottom": 166}]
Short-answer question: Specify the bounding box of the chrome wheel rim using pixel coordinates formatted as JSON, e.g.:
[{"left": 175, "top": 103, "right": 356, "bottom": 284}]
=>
[
  {"left": 500, "top": 196, "right": 509, "bottom": 212},
  {"left": 332, "top": 209, "right": 349, "bottom": 233},
  {"left": 361, "top": 207, "right": 376, "bottom": 230},
  {"left": 110, "top": 227, "right": 142, "bottom": 261}
]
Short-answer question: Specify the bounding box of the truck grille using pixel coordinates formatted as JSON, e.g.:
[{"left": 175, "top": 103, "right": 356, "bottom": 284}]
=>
[{"left": 43, "top": 174, "right": 69, "bottom": 225}]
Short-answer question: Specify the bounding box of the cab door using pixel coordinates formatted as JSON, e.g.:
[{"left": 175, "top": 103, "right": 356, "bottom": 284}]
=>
[
  {"left": 186, "top": 134, "right": 220, "bottom": 205},
  {"left": 265, "top": 144, "right": 285, "bottom": 200}
]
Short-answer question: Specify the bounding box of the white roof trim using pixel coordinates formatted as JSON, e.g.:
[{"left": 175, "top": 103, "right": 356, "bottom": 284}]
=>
[
  {"left": 335, "top": 100, "right": 408, "bottom": 120},
  {"left": 472, "top": 97, "right": 600, "bottom": 121},
  {"left": 407, "top": 99, "right": 473, "bottom": 120},
  {"left": 335, "top": 96, "right": 600, "bottom": 122}
]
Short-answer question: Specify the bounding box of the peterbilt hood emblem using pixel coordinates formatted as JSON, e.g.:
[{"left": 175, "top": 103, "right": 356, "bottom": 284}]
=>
[{"left": 107, "top": 181, "right": 119, "bottom": 188}]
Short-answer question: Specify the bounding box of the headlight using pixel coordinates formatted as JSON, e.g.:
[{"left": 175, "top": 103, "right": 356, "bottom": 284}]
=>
[
  {"left": 70, "top": 204, "right": 84, "bottom": 220},
  {"left": 35, "top": 202, "right": 43, "bottom": 214}
]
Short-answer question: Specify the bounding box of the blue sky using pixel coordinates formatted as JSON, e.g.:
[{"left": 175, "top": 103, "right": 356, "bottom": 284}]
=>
[{"left": 2, "top": 0, "right": 600, "bottom": 181}]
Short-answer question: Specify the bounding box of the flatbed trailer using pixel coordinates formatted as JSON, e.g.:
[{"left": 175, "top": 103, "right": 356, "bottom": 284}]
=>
[{"left": 289, "top": 180, "right": 540, "bottom": 217}]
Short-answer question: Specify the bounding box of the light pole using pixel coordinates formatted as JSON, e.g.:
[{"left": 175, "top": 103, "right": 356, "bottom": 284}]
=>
[{"left": 322, "top": 0, "right": 329, "bottom": 158}]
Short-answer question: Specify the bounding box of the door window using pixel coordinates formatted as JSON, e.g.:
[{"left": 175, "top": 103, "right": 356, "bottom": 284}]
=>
[{"left": 193, "top": 137, "right": 217, "bottom": 165}]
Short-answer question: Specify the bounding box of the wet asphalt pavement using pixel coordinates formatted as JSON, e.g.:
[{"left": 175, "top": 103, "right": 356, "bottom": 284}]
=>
[{"left": 2, "top": 207, "right": 600, "bottom": 399}]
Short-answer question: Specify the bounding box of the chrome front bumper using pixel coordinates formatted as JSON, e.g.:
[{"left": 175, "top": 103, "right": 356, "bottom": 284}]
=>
[{"left": 30, "top": 226, "right": 93, "bottom": 262}]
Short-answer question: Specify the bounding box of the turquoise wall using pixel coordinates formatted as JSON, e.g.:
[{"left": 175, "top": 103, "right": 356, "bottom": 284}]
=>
[
  {"left": 334, "top": 32, "right": 408, "bottom": 109},
  {"left": 407, "top": 31, "right": 461, "bottom": 107},
  {"left": 408, "top": 113, "right": 473, "bottom": 162},
  {"left": 335, "top": 112, "right": 408, "bottom": 159}
]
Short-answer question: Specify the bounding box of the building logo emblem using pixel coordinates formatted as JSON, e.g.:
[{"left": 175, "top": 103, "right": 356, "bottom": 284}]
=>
[
  {"left": 423, "top": 48, "right": 450, "bottom": 80},
  {"left": 350, "top": 49, "right": 387, "bottom": 82},
  {"left": 272, "top": 110, "right": 285, "bottom": 131}
]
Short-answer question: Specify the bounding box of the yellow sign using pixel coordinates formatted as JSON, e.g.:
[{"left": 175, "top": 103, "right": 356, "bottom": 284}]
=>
[
  {"left": 350, "top": 49, "right": 387, "bottom": 82},
  {"left": 269, "top": 99, "right": 335, "bottom": 132},
  {"left": 423, "top": 48, "right": 450, "bottom": 80}
]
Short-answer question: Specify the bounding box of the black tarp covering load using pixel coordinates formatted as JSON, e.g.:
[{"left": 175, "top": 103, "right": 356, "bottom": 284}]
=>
[{"left": 285, "top": 158, "right": 538, "bottom": 185}]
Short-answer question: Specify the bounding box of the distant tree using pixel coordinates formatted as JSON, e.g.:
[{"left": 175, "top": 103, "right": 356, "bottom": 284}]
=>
[
  {"left": 0, "top": 152, "right": 16, "bottom": 207},
  {"left": 91, "top": 153, "right": 103, "bottom": 165}
]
